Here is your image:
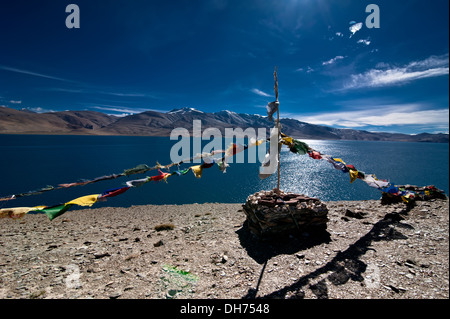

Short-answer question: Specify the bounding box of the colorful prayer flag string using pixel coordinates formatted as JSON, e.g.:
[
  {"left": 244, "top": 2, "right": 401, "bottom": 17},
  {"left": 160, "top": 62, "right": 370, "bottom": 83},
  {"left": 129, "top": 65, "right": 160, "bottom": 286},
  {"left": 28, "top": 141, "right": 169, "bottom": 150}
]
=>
[
  {"left": 279, "top": 132, "right": 447, "bottom": 203},
  {"left": 0, "top": 136, "right": 446, "bottom": 221},
  {"left": 0, "top": 140, "right": 262, "bottom": 220}
]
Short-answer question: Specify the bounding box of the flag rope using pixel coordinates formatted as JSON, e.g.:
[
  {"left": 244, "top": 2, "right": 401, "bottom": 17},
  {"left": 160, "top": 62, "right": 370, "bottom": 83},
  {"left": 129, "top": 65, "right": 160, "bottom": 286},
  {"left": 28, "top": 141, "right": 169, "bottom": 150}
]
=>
[{"left": 0, "top": 134, "right": 446, "bottom": 221}]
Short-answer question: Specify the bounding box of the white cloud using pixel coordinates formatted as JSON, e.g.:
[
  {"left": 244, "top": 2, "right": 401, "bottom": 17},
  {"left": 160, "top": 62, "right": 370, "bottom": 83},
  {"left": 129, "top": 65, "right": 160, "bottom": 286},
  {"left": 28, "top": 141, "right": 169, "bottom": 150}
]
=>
[
  {"left": 335, "top": 32, "right": 343, "bottom": 37},
  {"left": 99, "top": 91, "right": 154, "bottom": 98},
  {"left": 92, "top": 105, "right": 165, "bottom": 114},
  {"left": 344, "top": 54, "right": 449, "bottom": 89},
  {"left": 9, "top": 100, "right": 22, "bottom": 104},
  {"left": 322, "top": 55, "right": 344, "bottom": 66},
  {"left": 251, "top": 88, "right": 272, "bottom": 97},
  {"left": 357, "top": 39, "right": 371, "bottom": 46},
  {"left": 295, "top": 104, "right": 449, "bottom": 129},
  {"left": 25, "top": 107, "right": 55, "bottom": 113},
  {"left": 349, "top": 22, "right": 363, "bottom": 38},
  {"left": 295, "top": 66, "right": 314, "bottom": 73}
]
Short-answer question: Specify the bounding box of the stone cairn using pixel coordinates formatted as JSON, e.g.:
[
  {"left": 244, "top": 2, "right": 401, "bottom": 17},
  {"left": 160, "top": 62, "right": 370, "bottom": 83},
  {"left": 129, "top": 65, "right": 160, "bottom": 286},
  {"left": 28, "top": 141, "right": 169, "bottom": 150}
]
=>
[{"left": 242, "top": 189, "right": 329, "bottom": 238}]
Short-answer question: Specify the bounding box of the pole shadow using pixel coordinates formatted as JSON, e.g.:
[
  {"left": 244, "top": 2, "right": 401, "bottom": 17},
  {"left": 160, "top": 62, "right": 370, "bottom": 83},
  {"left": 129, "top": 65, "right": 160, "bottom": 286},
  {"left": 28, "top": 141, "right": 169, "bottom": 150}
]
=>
[
  {"left": 236, "top": 221, "right": 331, "bottom": 265},
  {"left": 238, "top": 204, "right": 413, "bottom": 299}
]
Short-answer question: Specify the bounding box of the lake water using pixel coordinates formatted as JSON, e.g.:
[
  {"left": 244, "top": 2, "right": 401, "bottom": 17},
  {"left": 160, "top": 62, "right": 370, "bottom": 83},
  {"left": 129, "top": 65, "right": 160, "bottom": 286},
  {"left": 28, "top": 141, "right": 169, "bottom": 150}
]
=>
[{"left": 0, "top": 135, "right": 448, "bottom": 210}]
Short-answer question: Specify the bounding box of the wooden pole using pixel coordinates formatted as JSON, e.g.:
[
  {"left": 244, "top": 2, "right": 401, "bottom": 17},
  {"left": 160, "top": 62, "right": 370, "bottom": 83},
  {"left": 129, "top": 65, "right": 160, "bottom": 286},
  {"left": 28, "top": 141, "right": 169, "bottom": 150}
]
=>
[{"left": 274, "top": 67, "right": 280, "bottom": 193}]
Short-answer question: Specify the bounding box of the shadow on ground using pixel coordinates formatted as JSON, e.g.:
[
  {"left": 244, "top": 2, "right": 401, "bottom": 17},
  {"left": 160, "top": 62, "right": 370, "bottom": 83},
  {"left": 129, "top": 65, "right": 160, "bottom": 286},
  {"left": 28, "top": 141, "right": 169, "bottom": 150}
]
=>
[
  {"left": 237, "top": 205, "right": 413, "bottom": 299},
  {"left": 236, "top": 221, "right": 331, "bottom": 265}
]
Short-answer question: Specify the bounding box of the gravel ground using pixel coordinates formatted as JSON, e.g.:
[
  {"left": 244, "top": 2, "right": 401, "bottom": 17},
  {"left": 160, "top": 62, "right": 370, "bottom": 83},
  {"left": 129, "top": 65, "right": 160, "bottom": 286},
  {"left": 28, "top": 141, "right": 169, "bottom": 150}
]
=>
[{"left": 0, "top": 197, "right": 448, "bottom": 299}]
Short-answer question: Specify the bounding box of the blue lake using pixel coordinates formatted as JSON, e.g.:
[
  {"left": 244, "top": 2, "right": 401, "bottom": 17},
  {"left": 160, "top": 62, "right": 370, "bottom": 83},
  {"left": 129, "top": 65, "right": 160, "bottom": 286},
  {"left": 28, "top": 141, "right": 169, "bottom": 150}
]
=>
[{"left": 0, "top": 135, "right": 448, "bottom": 210}]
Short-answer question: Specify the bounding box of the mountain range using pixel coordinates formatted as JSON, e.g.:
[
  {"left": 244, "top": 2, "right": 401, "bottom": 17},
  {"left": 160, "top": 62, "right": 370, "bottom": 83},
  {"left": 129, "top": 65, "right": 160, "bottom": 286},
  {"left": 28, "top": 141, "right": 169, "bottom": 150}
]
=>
[{"left": 0, "top": 106, "right": 448, "bottom": 143}]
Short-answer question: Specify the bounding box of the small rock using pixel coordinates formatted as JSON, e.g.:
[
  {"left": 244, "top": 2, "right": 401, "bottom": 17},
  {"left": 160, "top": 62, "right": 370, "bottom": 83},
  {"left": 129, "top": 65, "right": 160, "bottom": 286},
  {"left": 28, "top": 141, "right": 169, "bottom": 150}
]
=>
[
  {"left": 405, "top": 259, "right": 417, "bottom": 266},
  {"left": 94, "top": 252, "right": 111, "bottom": 259},
  {"left": 109, "top": 292, "right": 121, "bottom": 299},
  {"left": 166, "top": 289, "right": 178, "bottom": 299},
  {"left": 345, "top": 209, "right": 367, "bottom": 219},
  {"left": 384, "top": 285, "right": 403, "bottom": 293},
  {"left": 154, "top": 240, "right": 164, "bottom": 247},
  {"left": 404, "top": 262, "right": 416, "bottom": 268}
]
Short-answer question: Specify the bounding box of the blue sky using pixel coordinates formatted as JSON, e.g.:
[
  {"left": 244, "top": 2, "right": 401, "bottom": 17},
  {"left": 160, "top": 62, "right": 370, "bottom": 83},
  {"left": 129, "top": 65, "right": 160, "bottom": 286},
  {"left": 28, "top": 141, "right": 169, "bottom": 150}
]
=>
[{"left": 0, "top": 0, "right": 448, "bottom": 134}]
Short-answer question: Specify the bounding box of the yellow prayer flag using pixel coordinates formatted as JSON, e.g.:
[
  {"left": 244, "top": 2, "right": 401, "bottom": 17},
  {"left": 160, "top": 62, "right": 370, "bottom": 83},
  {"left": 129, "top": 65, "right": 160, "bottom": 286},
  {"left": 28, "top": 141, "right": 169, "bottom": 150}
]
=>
[
  {"left": 349, "top": 169, "right": 359, "bottom": 183},
  {"left": 0, "top": 206, "right": 46, "bottom": 219},
  {"left": 65, "top": 194, "right": 100, "bottom": 207},
  {"left": 191, "top": 165, "right": 203, "bottom": 178},
  {"left": 249, "top": 138, "right": 264, "bottom": 147},
  {"left": 281, "top": 136, "right": 294, "bottom": 145}
]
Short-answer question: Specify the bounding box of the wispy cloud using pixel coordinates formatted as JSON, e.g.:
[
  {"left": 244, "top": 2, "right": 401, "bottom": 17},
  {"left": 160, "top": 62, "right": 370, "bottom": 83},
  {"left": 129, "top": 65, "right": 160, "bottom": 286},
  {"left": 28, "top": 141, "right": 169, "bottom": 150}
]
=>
[
  {"left": 344, "top": 54, "right": 449, "bottom": 89},
  {"left": 9, "top": 100, "right": 22, "bottom": 104},
  {"left": 92, "top": 105, "right": 166, "bottom": 115},
  {"left": 322, "top": 55, "right": 344, "bottom": 66},
  {"left": 251, "top": 88, "right": 272, "bottom": 97},
  {"left": 43, "top": 87, "right": 159, "bottom": 99},
  {"left": 294, "top": 104, "right": 449, "bottom": 131},
  {"left": 24, "top": 106, "right": 56, "bottom": 113},
  {"left": 0, "top": 65, "right": 75, "bottom": 82},
  {"left": 295, "top": 66, "right": 314, "bottom": 73},
  {"left": 99, "top": 91, "right": 156, "bottom": 98}
]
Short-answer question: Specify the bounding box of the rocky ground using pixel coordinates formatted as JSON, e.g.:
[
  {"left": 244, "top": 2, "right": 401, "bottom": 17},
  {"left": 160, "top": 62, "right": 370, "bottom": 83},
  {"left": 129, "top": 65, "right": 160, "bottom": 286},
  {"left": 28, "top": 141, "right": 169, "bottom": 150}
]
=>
[{"left": 0, "top": 197, "right": 448, "bottom": 299}]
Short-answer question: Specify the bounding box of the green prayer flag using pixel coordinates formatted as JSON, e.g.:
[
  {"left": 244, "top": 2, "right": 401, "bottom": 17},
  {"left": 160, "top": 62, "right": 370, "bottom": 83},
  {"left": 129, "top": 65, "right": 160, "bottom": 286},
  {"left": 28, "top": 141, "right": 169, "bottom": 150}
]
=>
[
  {"left": 38, "top": 204, "right": 73, "bottom": 221},
  {"left": 292, "top": 140, "right": 309, "bottom": 155},
  {"left": 123, "top": 164, "right": 150, "bottom": 176},
  {"left": 178, "top": 168, "right": 190, "bottom": 175}
]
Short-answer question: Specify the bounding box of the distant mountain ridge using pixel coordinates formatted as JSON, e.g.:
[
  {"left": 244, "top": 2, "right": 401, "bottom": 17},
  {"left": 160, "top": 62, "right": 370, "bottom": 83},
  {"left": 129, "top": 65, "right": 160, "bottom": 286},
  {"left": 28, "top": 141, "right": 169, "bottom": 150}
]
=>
[{"left": 0, "top": 106, "right": 448, "bottom": 143}]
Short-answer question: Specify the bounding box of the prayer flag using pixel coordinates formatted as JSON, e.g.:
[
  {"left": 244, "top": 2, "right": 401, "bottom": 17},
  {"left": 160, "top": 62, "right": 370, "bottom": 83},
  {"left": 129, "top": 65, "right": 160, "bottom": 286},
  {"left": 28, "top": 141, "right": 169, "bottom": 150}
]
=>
[
  {"left": 123, "top": 164, "right": 150, "bottom": 176},
  {"left": 150, "top": 169, "right": 171, "bottom": 182},
  {"left": 99, "top": 187, "right": 130, "bottom": 199},
  {"left": 348, "top": 168, "right": 359, "bottom": 183},
  {"left": 37, "top": 204, "right": 73, "bottom": 221},
  {"left": 66, "top": 194, "right": 100, "bottom": 207},
  {"left": 126, "top": 177, "right": 151, "bottom": 188},
  {"left": 191, "top": 165, "right": 203, "bottom": 178},
  {"left": 0, "top": 206, "right": 46, "bottom": 219},
  {"left": 308, "top": 151, "right": 322, "bottom": 160}
]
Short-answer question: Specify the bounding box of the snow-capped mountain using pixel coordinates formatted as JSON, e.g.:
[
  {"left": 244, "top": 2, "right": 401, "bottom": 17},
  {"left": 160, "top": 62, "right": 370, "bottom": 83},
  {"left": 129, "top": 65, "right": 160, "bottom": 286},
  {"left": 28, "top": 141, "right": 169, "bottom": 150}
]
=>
[{"left": 0, "top": 106, "right": 448, "bottom": 143}]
